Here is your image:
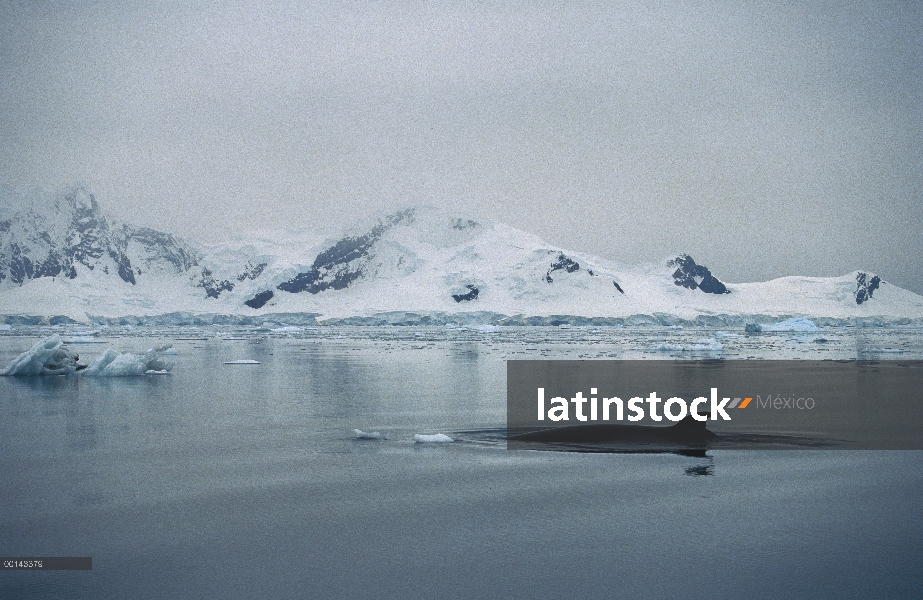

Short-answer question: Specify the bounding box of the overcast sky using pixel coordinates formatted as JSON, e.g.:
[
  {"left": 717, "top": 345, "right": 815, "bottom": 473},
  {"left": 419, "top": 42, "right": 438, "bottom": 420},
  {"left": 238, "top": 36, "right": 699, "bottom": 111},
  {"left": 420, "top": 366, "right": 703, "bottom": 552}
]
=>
[{"left": 1, "top": 1, "right": 921, "bottom": 292}]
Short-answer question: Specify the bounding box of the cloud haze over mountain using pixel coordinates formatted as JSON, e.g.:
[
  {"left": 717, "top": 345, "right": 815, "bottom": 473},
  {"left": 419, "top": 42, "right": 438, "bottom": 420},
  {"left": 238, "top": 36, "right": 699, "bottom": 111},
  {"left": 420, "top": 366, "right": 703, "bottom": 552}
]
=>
[{"left": 1, "top": 1, "right": 920, "bottom": 292}]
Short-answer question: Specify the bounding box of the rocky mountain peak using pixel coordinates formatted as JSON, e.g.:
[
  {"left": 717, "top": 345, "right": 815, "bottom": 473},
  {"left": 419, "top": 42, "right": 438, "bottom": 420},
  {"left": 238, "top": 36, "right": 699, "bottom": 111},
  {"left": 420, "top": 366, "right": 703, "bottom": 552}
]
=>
[{"left": 667, "top": 254, "right": 730, "bottom": 294}]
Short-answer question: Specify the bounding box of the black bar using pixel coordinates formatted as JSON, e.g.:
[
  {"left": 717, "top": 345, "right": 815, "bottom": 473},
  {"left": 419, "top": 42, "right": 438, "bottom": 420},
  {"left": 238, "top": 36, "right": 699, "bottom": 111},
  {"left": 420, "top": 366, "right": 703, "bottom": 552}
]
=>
[{"left": 1, "top": 557, "right": 92, "bottom": 570}]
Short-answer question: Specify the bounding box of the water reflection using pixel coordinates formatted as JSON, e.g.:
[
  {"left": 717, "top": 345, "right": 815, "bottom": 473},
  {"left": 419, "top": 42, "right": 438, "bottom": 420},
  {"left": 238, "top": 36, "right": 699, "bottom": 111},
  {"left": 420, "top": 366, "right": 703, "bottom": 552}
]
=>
[
  {"left": 684, "top": 463, "right": 714, "bottom": 477},
  {"left": 65, "top": 393, "right": 97, "bottom": 450}
]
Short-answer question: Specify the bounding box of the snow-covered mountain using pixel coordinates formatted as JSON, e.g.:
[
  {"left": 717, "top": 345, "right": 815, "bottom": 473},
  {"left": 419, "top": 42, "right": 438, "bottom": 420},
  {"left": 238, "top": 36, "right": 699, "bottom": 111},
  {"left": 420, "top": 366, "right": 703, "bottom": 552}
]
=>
[
  {"left": 1, "top": 185, "right": 922, "bottom": 325},
  {"left": 0, "top": 184, "right": 196, "bottom": 287}
]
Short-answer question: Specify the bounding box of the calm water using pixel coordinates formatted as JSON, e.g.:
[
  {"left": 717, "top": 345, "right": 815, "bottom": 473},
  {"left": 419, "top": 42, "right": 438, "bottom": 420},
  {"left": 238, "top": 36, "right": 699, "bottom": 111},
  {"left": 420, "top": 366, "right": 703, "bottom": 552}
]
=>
[{"left": 2, "top": 327, "right": 922, "bottom": 598}]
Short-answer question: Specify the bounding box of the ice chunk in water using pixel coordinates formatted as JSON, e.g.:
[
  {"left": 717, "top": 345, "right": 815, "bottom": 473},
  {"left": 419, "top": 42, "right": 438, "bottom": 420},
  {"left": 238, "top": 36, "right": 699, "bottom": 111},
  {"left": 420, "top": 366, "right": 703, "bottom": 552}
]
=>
[
  {"left": 354, "top": 429, "right": 384, "bottom": 440},
  {"left": 652, "top": 338, "right": 723, "bottom": 352},
  {"left": 82, "top": 345, "right": 174, "bottom": 377},
  {"left": 2, "top": 336, "right": 176, "bottom": 377},
  {"left": 0, "top": 335, "right": 79, "bottom": 376},
  {"left": 414, "top": 433, "right": 454, "bottom": 443},
  {"left": 762, "top": 318, "right": 819, "bottom": 332}
]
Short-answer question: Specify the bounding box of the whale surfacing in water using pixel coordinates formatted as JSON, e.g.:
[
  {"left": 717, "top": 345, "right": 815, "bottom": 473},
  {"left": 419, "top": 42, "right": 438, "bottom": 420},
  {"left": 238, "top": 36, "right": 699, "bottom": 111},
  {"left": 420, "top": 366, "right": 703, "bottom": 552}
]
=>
[{"left": 511, "top": 413, "right": 716, "bottom": 445}]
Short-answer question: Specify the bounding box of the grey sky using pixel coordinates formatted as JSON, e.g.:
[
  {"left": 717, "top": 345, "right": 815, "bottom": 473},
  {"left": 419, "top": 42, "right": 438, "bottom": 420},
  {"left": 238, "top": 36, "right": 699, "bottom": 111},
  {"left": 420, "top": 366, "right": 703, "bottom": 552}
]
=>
[{"left": 1, "top": 1, "right": 921, "bottom": 292}]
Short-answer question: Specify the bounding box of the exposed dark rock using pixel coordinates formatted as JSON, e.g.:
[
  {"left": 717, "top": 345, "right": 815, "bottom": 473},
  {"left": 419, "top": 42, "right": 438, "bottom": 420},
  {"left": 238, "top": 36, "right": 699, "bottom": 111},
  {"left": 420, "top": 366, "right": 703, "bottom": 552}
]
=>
[
  {"left": 545, "top": 253, "right": 580, "bottom": 283},
  {"left": 245, "top": 290, "right": 274, "bottom": 309},
  {"left": 8, "top": 244, "right": 32, "bottom": 284},
  {"left": 613, "top": 281, "right": 624, "bottom": 294},
  {"left": 237, "top": 261, "right": 267, "bottom": 281},
  {"left": 451, "top": 218, "right": 479, "bottom": 230},
  {"left": 855, "top": 272, "right": 881, "bottom": 305},
  {"left": 452, "top": 285, "right": 479, "bottom": 302},
  {"left": 667, "top": 255, "right": 730, "bottom": 294},
  {"left": 121, "top": 225, "right": 198, "bottom": 274},
  {"left": 34, "top": 251, "right": 65, "bottom": 279},
  {"left": 197, "top": 267, "right": 234, "bottom": 298},
  {"left": 278, "top": 209, "right": 414, "bottom": 294},
  {"left": 109, "top": 249, "right": 135, "bottom": 284}
]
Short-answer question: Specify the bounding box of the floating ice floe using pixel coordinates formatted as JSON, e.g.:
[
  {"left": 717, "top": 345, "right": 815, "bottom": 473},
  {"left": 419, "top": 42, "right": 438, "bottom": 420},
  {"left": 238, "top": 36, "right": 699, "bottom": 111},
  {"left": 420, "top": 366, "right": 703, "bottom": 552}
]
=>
[
  {"left": 0, "top": 324, "right": 11, "bottom": 331},
  {"left": 354, "top": 429, "right": 384, "bottom": 440},
  {"left": 1, "top": 335, "right": 174, "bottom": 376},
  {"left": 66, "top": 336, "right": 105, "bottom": 344},
  {"left": 224, "top": 359, "right": 261, "bottom": 365},
  {"left": 761, "top": 318, "right": 820, "bottom": 332},
  {"left": 414, "top": 433, "right": 454, "bottom": 443},
  {"left": 652, "top": 338, "right": 723, "bottom": 352}
]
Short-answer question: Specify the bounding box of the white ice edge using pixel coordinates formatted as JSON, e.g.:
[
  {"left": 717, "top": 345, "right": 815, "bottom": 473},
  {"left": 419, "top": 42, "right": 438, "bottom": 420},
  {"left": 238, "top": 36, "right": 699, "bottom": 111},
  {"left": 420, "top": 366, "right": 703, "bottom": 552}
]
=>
[{"left": 414, "top": 433, "right": 454, "bottom": 443}]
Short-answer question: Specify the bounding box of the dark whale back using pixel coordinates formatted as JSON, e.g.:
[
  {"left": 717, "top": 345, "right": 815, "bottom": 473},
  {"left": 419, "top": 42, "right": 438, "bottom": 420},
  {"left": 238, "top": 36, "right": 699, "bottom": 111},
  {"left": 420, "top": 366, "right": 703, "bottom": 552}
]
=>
[{"left": 511, "top": 413, "right": 716, "bottom": 444}]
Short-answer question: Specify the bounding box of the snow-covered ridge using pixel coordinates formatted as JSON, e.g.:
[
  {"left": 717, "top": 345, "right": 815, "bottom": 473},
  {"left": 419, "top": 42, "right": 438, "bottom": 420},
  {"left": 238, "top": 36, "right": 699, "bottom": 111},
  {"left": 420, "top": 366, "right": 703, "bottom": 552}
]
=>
[
  {"left": 1, "top": 186, "right": 922, "bottom": 324},
  {"left": 0, "top": 184, "right": 197, "bottom": 287}
]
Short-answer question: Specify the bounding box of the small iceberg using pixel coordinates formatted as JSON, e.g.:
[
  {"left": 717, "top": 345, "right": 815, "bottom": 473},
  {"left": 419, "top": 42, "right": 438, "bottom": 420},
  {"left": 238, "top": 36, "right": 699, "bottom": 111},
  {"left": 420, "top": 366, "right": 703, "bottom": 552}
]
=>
[
  {"left": 224, "top": 359, "right": 261, "bottom": 365},
  {"left": 414, "top": 433, "right": 454, "bottom": 443},
  {"left": 83, "top": 345, "right": 174, "bottom": 377},
  {"left": 354, "top": 429, "right": 384, "bottom": 440},
  {"left": 0, "top": 335, "right": 79, "bottom": 375},
  {"left": 1, "top": 335, "right": 174, "bottom": 377}
]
